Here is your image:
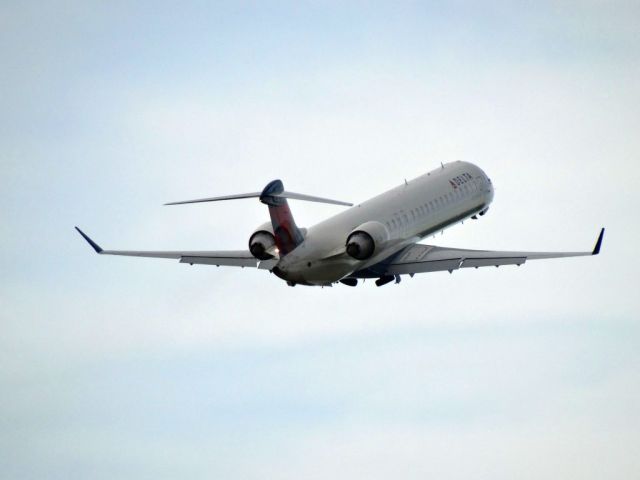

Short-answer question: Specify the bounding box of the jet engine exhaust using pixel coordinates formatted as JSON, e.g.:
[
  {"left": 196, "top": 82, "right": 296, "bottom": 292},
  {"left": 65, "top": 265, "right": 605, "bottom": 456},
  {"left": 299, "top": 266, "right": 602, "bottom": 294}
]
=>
[
  {"left": 249, "top": 231, "right": 276, "bottom": 260},
  {"left": 346, "top": 231, "right": 375, "bottom": 260}
]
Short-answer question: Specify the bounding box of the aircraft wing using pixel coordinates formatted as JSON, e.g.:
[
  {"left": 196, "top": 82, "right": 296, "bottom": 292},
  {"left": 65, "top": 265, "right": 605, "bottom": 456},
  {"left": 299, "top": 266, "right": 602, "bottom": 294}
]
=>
[
  {"left": 75, "top": 227, "right": 277, "bottom": 269},
  {"left": 381, "top": 228, "right": 604, "bottom": 276}
]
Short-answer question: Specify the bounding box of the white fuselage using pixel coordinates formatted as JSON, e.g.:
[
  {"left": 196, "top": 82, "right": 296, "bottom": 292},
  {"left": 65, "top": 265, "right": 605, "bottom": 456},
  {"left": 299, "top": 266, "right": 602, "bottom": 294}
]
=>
[{"left": 275, "top": 161, "right": 494, "bottom": 285}]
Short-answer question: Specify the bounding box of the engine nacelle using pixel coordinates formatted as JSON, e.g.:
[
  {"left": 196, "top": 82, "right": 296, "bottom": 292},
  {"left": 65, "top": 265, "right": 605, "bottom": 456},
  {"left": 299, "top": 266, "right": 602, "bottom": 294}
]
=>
[
  {"left": 249, "top": 222, "right": 276, "bottom": 260},
  {"left": 345, "top": 221, "right": 390, "bottom": 260}
]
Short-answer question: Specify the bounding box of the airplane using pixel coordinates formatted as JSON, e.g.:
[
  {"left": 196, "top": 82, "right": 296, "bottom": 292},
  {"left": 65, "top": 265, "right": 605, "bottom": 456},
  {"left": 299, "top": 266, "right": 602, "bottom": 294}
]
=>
[{"left": 76, "top": 161, "right": 604, "bottom": 287}]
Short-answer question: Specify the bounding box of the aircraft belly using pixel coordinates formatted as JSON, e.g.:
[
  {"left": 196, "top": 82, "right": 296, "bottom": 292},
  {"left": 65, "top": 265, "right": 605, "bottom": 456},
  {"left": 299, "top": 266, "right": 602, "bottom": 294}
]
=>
[{"left": 298, "top": 258, "right": 355, "bottom": 285}]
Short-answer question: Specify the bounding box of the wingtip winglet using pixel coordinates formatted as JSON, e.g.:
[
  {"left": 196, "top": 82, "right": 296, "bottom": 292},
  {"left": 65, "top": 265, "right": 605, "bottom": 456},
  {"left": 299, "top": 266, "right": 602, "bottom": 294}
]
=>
[
  {"left": 75, "top": 226, "right": 103, "bottom": 253},
  {"left": 592, "top": 227, "right": 605, "bottom": 255}
]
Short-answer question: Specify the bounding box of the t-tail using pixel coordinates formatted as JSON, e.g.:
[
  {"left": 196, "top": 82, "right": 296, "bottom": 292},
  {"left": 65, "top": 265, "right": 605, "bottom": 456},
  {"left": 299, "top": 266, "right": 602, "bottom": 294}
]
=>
[
  {"left": 259, "top": 180, "right": 303, "bottom": 254},
  {"left": 164, "top": 180, "right": 353, "bottom": 256}
]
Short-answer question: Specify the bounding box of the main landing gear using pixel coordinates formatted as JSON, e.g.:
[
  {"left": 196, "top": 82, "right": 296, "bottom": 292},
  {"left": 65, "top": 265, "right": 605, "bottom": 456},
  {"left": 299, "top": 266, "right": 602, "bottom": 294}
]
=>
[
  {"left": 375, "top": 275, "right": 401, "bottom": 287},
  {"left": 472, "top": 207, "right": 489, "bottom": 220}
]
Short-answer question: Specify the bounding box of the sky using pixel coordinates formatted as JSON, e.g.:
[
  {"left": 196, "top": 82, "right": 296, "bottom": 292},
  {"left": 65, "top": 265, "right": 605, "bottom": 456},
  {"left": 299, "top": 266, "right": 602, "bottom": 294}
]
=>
[{"left": 1, "top": 1, "right": 640, "bottom": 478}]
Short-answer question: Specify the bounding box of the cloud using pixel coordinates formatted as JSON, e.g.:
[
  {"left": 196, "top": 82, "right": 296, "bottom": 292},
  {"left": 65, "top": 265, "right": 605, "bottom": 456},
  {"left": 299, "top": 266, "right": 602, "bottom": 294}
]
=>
[{"left": 3, "top": 321, "right": 639, "bottom": 479}]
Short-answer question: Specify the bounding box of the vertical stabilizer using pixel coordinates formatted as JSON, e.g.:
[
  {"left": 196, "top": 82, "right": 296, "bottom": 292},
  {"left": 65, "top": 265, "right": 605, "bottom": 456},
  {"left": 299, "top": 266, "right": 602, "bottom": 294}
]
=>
[{"left": 260, "top": 180, "right": 304, "bottom": 255}]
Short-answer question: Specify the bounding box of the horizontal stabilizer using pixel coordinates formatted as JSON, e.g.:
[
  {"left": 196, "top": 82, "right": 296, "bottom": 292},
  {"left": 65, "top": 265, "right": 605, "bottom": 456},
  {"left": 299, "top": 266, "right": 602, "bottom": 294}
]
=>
[
  {"left": 165, "top": 191, "right": 352, "bottom": 207},
  {"left": 165, "top": 180, "right": 352, "bottom": 207},
  {"left": 279, "top": 191, "right": 352, "bottom": 206},
  {"left": 164, "top": 192, "right": 262, "bottom": 205}
]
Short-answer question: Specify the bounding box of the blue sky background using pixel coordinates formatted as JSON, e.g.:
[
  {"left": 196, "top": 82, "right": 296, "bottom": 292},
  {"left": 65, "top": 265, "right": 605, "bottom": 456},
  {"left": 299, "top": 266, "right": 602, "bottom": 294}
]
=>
[{"left": 1, "top": 1, "right": 639, "bottom": 479}]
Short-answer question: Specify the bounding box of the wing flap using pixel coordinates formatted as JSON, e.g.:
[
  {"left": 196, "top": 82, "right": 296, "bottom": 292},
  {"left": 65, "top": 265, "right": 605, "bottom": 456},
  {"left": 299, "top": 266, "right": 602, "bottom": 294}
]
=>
[
  {"left": 462, "top": 256, "right": 526, "bottom": 268},
  {"left": 180, "top": 254, "right": 257, "bottom": 267},
  {"left": 101, "top": 249, "right": 260, "bottom": 267},
  {"left": 388, "top": 258, "right": 462, "bottom": 275}
]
